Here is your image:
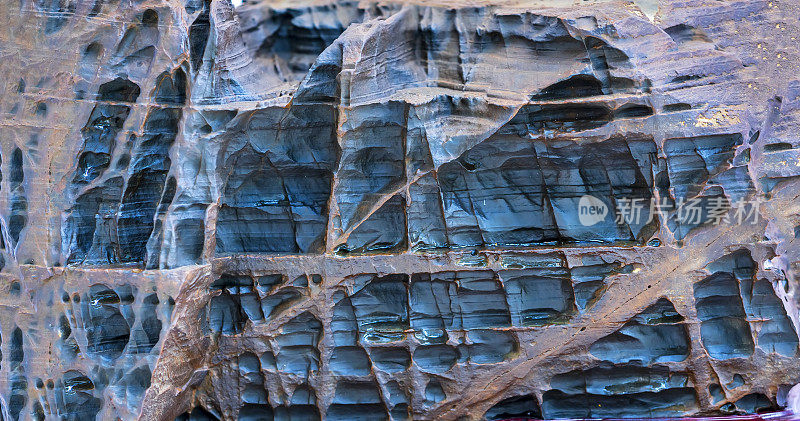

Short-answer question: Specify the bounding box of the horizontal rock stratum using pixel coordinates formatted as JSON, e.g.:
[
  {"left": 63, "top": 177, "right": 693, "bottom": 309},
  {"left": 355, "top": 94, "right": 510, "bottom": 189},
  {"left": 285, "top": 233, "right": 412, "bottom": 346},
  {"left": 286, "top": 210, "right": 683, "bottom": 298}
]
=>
[{"left": 0, "top": 0, "right": 798, "bottom": 419}]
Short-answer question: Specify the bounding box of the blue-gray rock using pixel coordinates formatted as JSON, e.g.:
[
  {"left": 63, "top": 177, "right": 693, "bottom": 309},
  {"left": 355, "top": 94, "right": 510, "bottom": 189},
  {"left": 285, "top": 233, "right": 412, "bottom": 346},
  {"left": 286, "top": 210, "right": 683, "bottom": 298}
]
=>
[{"left": 0, "top": 0, "right": 798, "bottom": 420}]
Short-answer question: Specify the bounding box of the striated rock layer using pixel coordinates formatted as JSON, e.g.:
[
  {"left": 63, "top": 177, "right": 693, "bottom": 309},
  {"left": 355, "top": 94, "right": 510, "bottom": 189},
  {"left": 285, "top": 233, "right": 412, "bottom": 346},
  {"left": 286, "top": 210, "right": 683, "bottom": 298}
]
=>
[{"left": 0, "top": 0, "right": 799, "bottom": 419}]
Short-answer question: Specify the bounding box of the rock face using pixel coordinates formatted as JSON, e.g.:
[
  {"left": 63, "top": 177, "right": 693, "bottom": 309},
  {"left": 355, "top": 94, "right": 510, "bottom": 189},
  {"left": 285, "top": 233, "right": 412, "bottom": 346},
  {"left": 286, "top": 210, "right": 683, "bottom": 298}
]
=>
[{"left": 0, "top": 0, "right": 799, "bottom": 419}]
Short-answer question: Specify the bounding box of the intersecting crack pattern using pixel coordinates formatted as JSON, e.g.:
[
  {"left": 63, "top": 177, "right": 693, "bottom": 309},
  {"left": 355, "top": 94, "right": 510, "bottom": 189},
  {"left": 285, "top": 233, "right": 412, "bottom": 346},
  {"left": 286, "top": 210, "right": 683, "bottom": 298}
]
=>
[{"left": 0, "top": 0, "right": 799, "bottom": 420}]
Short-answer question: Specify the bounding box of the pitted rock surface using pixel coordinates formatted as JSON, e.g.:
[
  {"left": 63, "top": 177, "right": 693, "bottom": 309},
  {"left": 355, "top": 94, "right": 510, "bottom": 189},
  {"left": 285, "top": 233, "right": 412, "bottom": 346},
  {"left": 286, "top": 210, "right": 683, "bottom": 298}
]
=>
[{"left": 0, "top": 0, "right": 798, "bottom": 419}]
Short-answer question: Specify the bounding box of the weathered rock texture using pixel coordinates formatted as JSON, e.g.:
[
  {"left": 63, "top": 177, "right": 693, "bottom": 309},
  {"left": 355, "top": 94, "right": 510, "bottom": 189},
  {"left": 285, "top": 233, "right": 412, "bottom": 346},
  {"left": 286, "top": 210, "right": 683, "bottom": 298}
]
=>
[{"left": 0, "top": 0, "right": 799, "bottom": 419}]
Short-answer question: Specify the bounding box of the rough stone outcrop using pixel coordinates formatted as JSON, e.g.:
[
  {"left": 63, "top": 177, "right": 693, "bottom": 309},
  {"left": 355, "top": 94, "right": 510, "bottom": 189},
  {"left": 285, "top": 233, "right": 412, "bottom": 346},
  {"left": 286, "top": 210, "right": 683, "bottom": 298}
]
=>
[{"left": 0, "top": 0, "right": 798, "bottom": 419}]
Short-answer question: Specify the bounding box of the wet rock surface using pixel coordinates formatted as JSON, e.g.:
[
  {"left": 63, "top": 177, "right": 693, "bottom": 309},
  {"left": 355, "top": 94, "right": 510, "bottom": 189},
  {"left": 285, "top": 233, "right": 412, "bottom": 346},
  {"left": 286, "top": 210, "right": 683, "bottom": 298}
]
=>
[{"left": 0, "top": 0, "right": 799, "bottom": 420}]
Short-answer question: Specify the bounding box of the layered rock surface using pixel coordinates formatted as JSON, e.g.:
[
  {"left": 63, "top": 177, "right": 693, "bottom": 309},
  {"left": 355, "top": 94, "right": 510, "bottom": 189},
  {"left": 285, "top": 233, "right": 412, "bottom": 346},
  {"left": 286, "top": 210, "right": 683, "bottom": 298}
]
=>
[{"left": 0, "top": 0, "right": 799, "bottom": 419}]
